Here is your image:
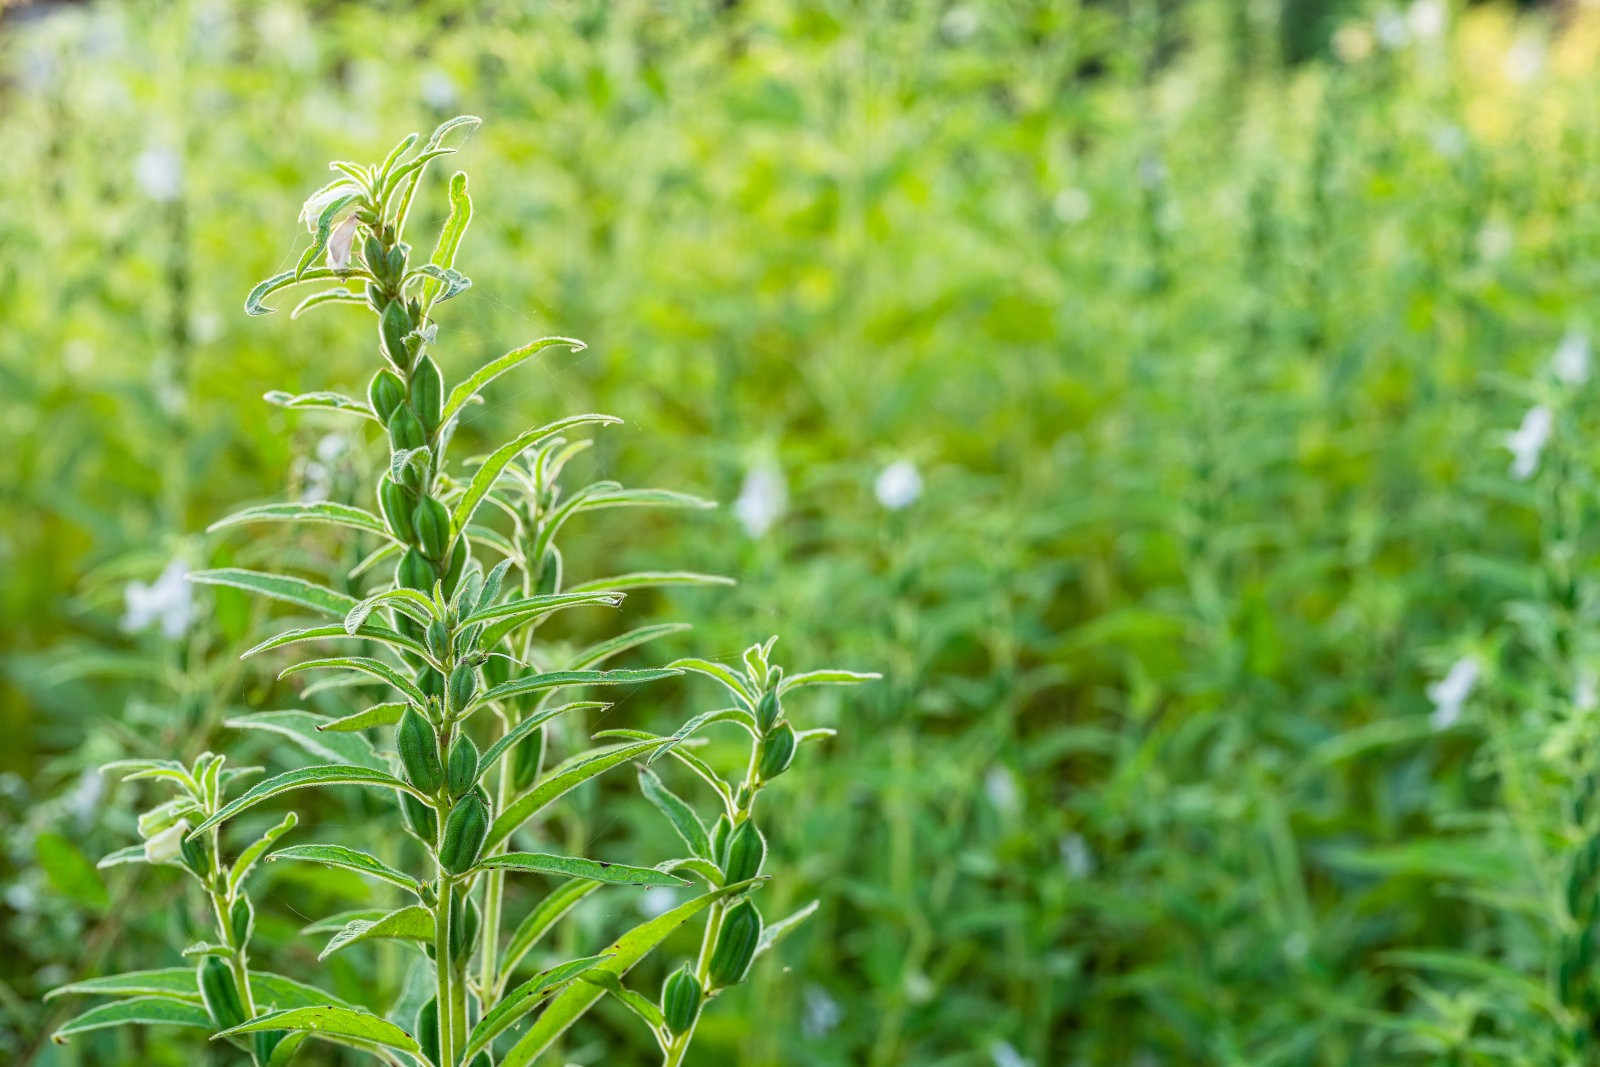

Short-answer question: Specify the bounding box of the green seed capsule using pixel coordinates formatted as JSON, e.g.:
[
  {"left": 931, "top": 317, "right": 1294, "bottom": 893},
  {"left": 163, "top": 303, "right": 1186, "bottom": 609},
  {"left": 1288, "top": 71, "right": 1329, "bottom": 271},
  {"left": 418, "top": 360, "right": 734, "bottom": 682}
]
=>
[
  {"left": 386, "top": 244, "right": 408, "bottom": 284},
  {"left": 413, "top": 495, "right": 451, "bottom": 560},
  {"left": 708, "top": 899, "right": 763, "bottom": 988},
  {"left": 448, "top": 662, "right": 479, "bottom": 715},
  {"left": 709, "top": 814, "right": 732, "bottom": 865},
  {"left": 179, "top": 832, "right": 207, "bottom": 876},
  {"left": 253, "top": 1031, "right": 286, "bottom": 1065},
  {"left": 446, "top": 733, "right": 480, "bottom": 797},
  {"left": 450, "top": 888, "right": 480, "bottom": 964},
  {"left": 661, "top": 965, "right": 702, "bottom": 1034},
  {"left": 425, "top": 619, "right": 450, "bottom": 661},
  {"left": 442, "top": 537, "right": 469, "bottom": 600},
  {"left": 229, "top": 896, "right": 255, "bottom": 945},
  {"left": 381, "top": 300, "right": 411, "bottom": 368},
  {"left": 398, "top": 706, "right": 444, "bottom": 794},
  {"left": 758, "top": 722, "right": 797, "bottom": 780},
  {"left": 398, "top": 547, "right": 434, "bottom": 592},
  {"left": 420, "top": 667, "right": 445, "bottom": 700},
  {"left": 401, "top": 791, "right": 437, "bottom": 842},
  {"left": 378, "top": 477, "right": 416, "bottom": 542},
  {"left": 410, "top": 355, "right": 443, "bottom": 432},
  {"left": 197, "top": 957, "right": 247, "bottom": 1030},
  {"left": 416, "top": 997, "right": 440, "bottom": 1066},
  {"left": 756, "top": 690, "right": 781, "bottom": 733},
  {"left": 722, "top": 821, "right": 766, "bottom": 885},
  {"left": 509, "top": 725, "right": 545, "bottom": 792},
  {"left": 536, "top": 550, "right": 561, "bottom": 595},
  {"left": 368, "top": 369, "right": 407, "bottom": 423},
  {"left": 439, "top": 792, "right": 489, "bottom": 874},
  {"left": 389, "top": 405, "right": 426, "bottom": 452}
]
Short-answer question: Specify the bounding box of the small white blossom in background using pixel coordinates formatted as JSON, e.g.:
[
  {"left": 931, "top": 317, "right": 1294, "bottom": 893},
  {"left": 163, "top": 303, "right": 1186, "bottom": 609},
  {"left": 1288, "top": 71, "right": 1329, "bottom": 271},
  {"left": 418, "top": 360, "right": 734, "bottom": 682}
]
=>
[
  {"left": 421, "top": 69, "right": 459, "bottom": 110},
  {"left": 802, "top": 985, "right": 842, "bottom": 1038},
  {"left": 1506, "top": 35, "right": 1544, "bottom": 85},
  {"left": 1427, "top": 656, "right": 1479, "bottom": 729},
  {"left": 940, "top": 6, "right": 979, "bottom": 43},
  {"left": 1504, "top": 405, "right": 1552, "bottom": 481},
  {"left": 1553, "top": 330, "right": 1590, "bottom": 386},
  {"left": 67, "top": 768, "right": 105, "bottom": 829},
  {"left": 133, "top": 144, "right": 182, "bottom": 202},
  {"left": 1333, "top": 23, "right": 1375, "bottom": 63},
  {"left": 1477, "top": 220, "right": 1513, "bottom": 263},
  {"left": 1407, "top": 0, "right": 1445, "bottom": 40},
  {"left": 904, "top": 969, "right": 934, "bottom": 1004},
  {"left": 257, "top": 2, "right": 314, "bottom": 68},
  {"left": 984, "top": 765, "right": 1020, "bottom": 816},
  {"left": 122, "top": 558, "right": 195, "bottom": 640},
  {"left": 295, "top": 434, "right": 348, "bottom": 502},
  {"left": 1138, "top": 155, "right": 1167, "bottom": 190},
  {"left": 734, "top": 459, "right": 787, "bottom": 538},
  {"left": 143, "top": 819, "right": 190, "bottom": 864},
  {"left": 1282, "top": 930, "right": 1310, "bottom": 962},
  {"left": 638, "top": 886, "right": 678, "bottom": 917},
  {"left": 1060, "top": 833, "right": 1095, "bottom": 878},
  {"left": 1053, "top": 187, "right": 1092, "bottom": 225},
  {"left": 875, "top": 459, "right": 923, "bottom": 510},
  {"left": 1428, "top": 123, "right": 1466, "bottom": 160},
  {"left": 990, "top": 1039, "right": 1032, "bottom": 1067},
  {"left": 1578, "top": 668, "right": 1598, "bottom": 713},
  {"left": 191, "top": 309, "right": 223, "bottom": 346},
  {"left": 1374, "top": 6, "right": 1409, "bottom": 49}
]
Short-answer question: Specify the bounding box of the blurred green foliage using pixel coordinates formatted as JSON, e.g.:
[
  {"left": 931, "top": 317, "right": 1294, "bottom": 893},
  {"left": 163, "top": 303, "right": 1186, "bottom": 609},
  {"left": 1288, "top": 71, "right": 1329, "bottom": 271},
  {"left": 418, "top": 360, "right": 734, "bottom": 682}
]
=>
[{"left": 7, "top": 0, "right": 1600, "bottom": 1063}]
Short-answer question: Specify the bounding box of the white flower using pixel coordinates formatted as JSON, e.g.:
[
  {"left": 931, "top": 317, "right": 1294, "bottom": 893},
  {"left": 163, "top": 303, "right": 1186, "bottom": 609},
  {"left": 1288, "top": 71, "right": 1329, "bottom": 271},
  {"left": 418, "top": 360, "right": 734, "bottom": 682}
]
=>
[
  {"left": 941, "top": 6, "right": 979, "bottom": 43},
  {"left": 1333, "top": 23, "right": 1375, "bottom": 64},
  {"left": 134, "top": 145, "right": 182, "bottom": 202},
  {"left": 802, "top": 985, "right": 842, "bottom": 1038},
  {"left": 1407, "top": 0, "right": 1444, "bottom": 40},
  {"left": 315, "top": 433, "right": 348, "bottom": 464},
  {"left": 1506, "top": 36, "right": 1544, "bottom": 85},
  {"left": 122, "top": 558, "right": 195, "bottom": 640},
  {"left": 143, "top": 819, "right": 190, "bottom": 864},
  {"left": 1504, "top": 405, "right": 1552, "bottom": 481},
  {"left": 1374, "top": 7, "right": 1409, "bottom": 49},
  {"left": 1059, "top": 833, "right": 1094, "bottom": 878},
  {"left": 1428, "top": 123, "right": 1465, "bottom": 160},
  {"left": 1553, "top": 330, "right": 1590, "bottom": 386},
  {"left": 1053, "top": 187, "right": 1091, "bottom": 224},
  {"left": 421, "top": 69, "right": 459, "bottom": 110},
  {"left": 1427, "top": 656, "right": 1479, "bottom": 729},
  {"left": 1477, "top": 220, "right": 1513, "bottom": 262},
  {"left": 990, "top": 1040, "right": 1031, "bottom": 1067},
  {"left": 298, "top": 181, "right": 362, "bottom": 232},
  {"left": 326, "top": 214, "right": 361, "bottom": 270},
  {"left": 875, "top": 460, "right": 923, "bottom": 510},
  {"left": 984, "top": 766, "right": 1019, "bottom": 816},
  {"left": 734, "top": 460, "right": 787, "bottom": 538},
  {"left": 1578, "top": 668, "right": 1598, "bottom": 713},
  {"left": 68, "top": 768, "right": 105, "bottom": 828}
]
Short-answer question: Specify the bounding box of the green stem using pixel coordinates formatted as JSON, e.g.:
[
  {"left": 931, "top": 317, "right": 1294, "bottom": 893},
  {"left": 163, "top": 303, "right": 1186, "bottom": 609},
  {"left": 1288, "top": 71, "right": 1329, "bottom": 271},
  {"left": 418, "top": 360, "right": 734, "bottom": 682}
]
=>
[
  {"left": 434, "top": 883, "right": 456, "bottom": 1067},
  {"left": 480, "top": 745, "right": 513, "bottom": 999}
]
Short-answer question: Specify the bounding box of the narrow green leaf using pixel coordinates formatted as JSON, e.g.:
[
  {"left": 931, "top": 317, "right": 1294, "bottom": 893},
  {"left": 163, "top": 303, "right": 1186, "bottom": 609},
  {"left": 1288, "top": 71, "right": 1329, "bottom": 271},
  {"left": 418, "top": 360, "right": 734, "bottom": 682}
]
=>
[
  {"left": 268, "top": 844, "right": 419, "bottom": 892},
  {"left": 637, "top": 766, "right": 711, "bottom": 859},
  {"left": 421, "top": 171, "right": 472, "bottom": 314},
  {"left": 451, "top": 414, "right": 622, "bottom": 533},
  {"left": 567, "top": 571, "right": 734, "bottom": 595},
  {"left": 475, "top": 701, "right": 608, "bottom": 780},
  {"left": 250, "top": 972, "right": 357, "bottom": 1011},
  {"left": 300, "top": 909, "right": 387, "bottom": 936},
  {"left": 241, "top": 622, "right": 427, "bottom": 660},
  {"left": 568, "top": 623, "right": 690, "bottom": 671},
  {"left": 279, "top": 657, "right": 426, "bottom": 706},
  {"left": 191, "top": 569, "right": 356, "bottom": 618},
  {"left": 459, "top": 590, "right": 623, "bottom": 630},
  {"left": 440, "top": 337, "right": 586, "bottom": 426},
  {"left": 755, "top": 900, "right": 819, "bottom": 958},
  {"left": 578, "top": 970, "right": 664, "bottom": 1030},
  {"left": 96, "top": 845, "right": 147, "bottom": 870},
  {"left": 667, "top": 658, "right": 755, "bottom": 709},
  {"left": 189, "top": 765, "right": 419, "bottom": 837},
  {"left": 263, "top": 389, "right": 376, "bottom": 419},
  {"left": 474, "top": 669, "right": 680, "bottom": 714},
  {"left": 208, "top": 501, "right": 388, "bottom": 538},
  {"left": 487, "top": 739, "right": 676, "bottom": 851},
  {"left": 499, "top": 880, "right": 604, "bottom": 981},
  {"left": 463, "top": 955, "right": 610, "bottom": 1061},
  {"left": 319, "top": 905, "right": 435, "bottom": 960},
  {"left": 228, "top": 811, "right": 299, "bottom": 892},
  {"left": 214, "top": 1005, "right": 422, "bottom": 1056},
  {"left": 499, "top": 881, "right": 762, "bottom": 1065},
  {"left": 45, "top": 969, "right": 200, "bottom": 1004},
  {"left": 476, "top": 852, "right": 688, "bottom": 887},
  {"left": 344, "top": 588, "right": 438, "bottom": 635},
  {"left": 778, "top": 669, "right": 882, "bottom": 695},
  {"left": 317, "top": 702, "right": 407, "bottom": 733},
  {"left": 51, "top": 997, "right": 211, "bottom": 1043},
  {"left": 290, "top": 287, "right": 366, "bottom": 320}
]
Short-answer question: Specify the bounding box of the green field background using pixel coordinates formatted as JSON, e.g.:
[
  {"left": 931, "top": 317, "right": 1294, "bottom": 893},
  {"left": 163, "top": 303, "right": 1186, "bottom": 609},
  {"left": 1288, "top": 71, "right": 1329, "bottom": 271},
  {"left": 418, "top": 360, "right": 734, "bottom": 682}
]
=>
[{"left": 6, "top": 0, "right": 1600, "bottom": 1063}]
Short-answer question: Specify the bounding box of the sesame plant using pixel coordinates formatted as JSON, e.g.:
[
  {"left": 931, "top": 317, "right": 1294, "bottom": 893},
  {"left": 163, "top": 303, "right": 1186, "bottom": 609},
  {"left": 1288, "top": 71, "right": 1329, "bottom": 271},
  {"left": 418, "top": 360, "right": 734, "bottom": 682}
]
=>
[{"left": 46, "top": 116, "right": 875, "bottom": 1066}]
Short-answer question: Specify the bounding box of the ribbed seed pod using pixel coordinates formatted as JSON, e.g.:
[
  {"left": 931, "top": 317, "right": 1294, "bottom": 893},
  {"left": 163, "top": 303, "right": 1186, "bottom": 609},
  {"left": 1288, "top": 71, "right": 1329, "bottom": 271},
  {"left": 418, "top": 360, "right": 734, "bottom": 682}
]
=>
[
  {"left": 400, "top": 791, "right": 437, "bottom": 842},
  {"left": 757, "top": 722, "right": 797, "bottom": 780},
  {"left": 397, "top": 547, "right": 434, "bottom": 592},
  {"left": 661, "top": 965, "right": 702, "bottom": 1034},
  {"left": 722, "top": 821, "right": 766, "bottom": 884},
  {"left": 197, "top": 957, "right": 247, "bottom": 1029},
  {"left": 708, "top": 899, "right": 763, "bottom": 988},
  {"left": 378, "top": 477, "right": 416, "bottom": 542},
  {"left": 179, "top": 833, "right": 207, "bottom": 876},
  {"left": 755, "top": 689, "right": 781, "bottom": 733},
  {"left": 708, "top": 814, "right": 732, "bottom": 866},
  {"left": 398, "top": 706, "right": 444, "bottom": 794},
  {"left": 388, "top": 405, "right": 426, "bottom": 452},
  {"left": 386, "top": 244, "right": 408, "bottom": 284},
  {"left": 229, "top": 896, "right": 255, "bottom": 945},
  {"left": 410, "top": 355, "right": 443, "bottom": 432},
  {"left": 420, "top": 667, "right": 445, "bottom": 700},
  {"left": 426, "top": 619, "right": 450, "bottom": 661},
  {"left": 439, "top": 792, "right": 489, "bottom": 874},
  {"left": 448, "top": 662, "right": 479, "bottom": 715},
  {"left": 442, "top": 538, "right": 469, "bottom": 599},
  {"left": 449, "top": 888, "right": 480, "bottom": 965},
  {"left": 253, "top": 1031, "right": 286, "bottom": 1065},
  {"left": 509, "top": 725, "right": 545, "bottom": 792},
  {"left": 381, "top": 300, "right": 411, "bottom": 369},
  {"left": 368, "top": 369, "right": 407, "bottom": 423},
  {"left": 446, "top": 733, "right": 480, "bottom": 797},
  {"left": 363, "top": 235, "right": 388, "bottom": 279},
  {"left": 416, "top": 997, "right": 440, "bottom": 1066},
  {"left": 413, "top": 495, "right": 450, "bottom": 560}
]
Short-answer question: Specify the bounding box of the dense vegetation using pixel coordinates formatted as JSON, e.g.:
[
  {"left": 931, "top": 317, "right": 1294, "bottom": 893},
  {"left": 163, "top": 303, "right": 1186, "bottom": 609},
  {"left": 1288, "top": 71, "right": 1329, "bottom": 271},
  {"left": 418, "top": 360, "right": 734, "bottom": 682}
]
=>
[{"left": 6, "top": 0, "right": 1600, "bottom": 1063}]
